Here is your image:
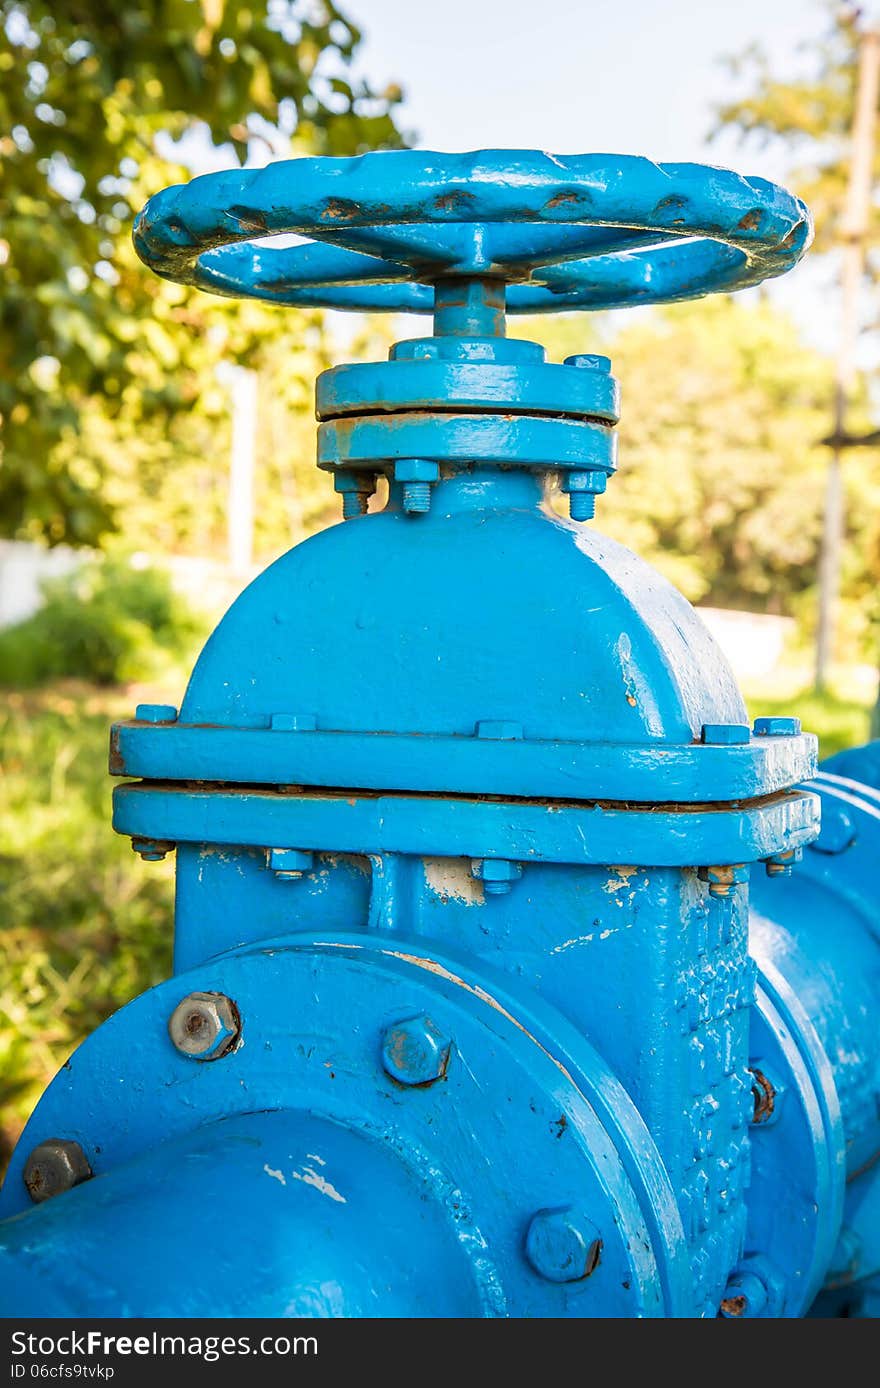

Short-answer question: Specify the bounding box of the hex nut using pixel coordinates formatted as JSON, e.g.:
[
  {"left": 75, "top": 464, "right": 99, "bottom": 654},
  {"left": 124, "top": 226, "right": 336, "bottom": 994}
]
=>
[
  {"left": 23, "top": 1139, "right": 92, "bottom": 1204},
  {"left": 525, "top": 1206, "right": 602, "bottom": 1283},
  {"left": 168, "top": 991, "right": 240, "bottom": 1060},
  {"left": 135, "top": 703, "right": 178, "bottom": 723},
  {"left": 701, "top": 723, "right": 750, "bottom": 745},
  {"left": 131, "top": 836, "right": 174, "bottom": 862},
  {"left": 471, "top": 858, "right": 522, "bottom": 896},
  {"left": 381, "top": 1015, "right": 451, "bottom": 1086},
  {"left": 268, "top": 847, "right": 315, "bottom": 879},
  {"left": 698, "top": 863, "right": 748, "bottom": 898},
  {"left": 753, "top": 716, "right": 801, "bottom": 737}
]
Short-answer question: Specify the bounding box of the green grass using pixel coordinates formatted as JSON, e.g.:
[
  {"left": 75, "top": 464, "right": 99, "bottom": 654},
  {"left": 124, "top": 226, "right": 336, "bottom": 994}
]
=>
[
  {"left": 743, "top": 681, "right": 874, "bottom": 760},
  {"left": 0, "top": 684, "right": 174, "bottom": 1168},
  {"left": 0, "top": 670, "right": 873, "bottom": 1173}
]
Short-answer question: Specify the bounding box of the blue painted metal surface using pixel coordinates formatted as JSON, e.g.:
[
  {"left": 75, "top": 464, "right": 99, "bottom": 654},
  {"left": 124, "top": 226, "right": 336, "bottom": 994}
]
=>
[{"left": 1, "top": 148, "right": 876, "bottom": 1319}]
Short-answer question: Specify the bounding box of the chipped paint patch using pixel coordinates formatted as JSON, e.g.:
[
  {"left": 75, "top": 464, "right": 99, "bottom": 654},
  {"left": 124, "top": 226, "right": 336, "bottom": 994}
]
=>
[
  {"left": 615, "top": 632, "right": 665, "bottom": 734},
  {"left": 424, "top": 857, "right": 484, "bottom": 906},
  {"left": 264, "top": 1164, "right": 286, "bottom": 1185},
  {"left": 306, "top": 1152, "right": 326, "bottom": 1167},
  {"left": 551, "top": 933, "right": 596, "bottom": 953},
  {"left": 604, "top": 866, "right": 638, "bottom": 893},
  {"left": 291, "top": 1165, "right": 346, "bottom": 1203},
  {"left": 197, "top": 846, "right": 248, "bottom": 882},
  {"left": 322, "top": 853, "right": 370, "bottom": 876}
]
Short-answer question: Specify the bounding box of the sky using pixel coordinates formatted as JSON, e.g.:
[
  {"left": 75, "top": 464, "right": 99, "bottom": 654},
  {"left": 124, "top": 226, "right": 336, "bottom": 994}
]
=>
[
  {"left": 354, "top": 0, "right": 821, "bottom": 173},
  {"left": 348, "top": 0, "right": 842, "bottom": 345}
]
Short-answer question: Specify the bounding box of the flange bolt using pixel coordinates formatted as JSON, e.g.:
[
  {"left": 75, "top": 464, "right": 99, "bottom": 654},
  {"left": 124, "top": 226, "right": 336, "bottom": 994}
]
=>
[
  {"left": 698, "top": 863, "right": 748, "bottom": 898},
  {"left": 268, "top": 847, "right": 314, "bottom": 880},
  {"left": 23, "top": 1139, "right": 92, "bottom": 1204},
  {"left": 753, "top": 716, "right": 801, "bottom": 737},
  {"left": 764, "top": 847, "right": 803, "bottom": 878},
  {"left": 135, "top": 703, "right": 178, "bottom": 723},
  {"left": 394, "top": 459, "right": 440, "bottom": 514},
  {"left": 131, "top": 836, "right": 174, "bottom": 862},
  {"left": 562, "top": 469, "right": 607, "bottom": 523},
  {"left": 719, "top": 1269, "right": 769, "bottom": 1318},
  {"left": 471, "top": 858, "right": 522, "bottom": 896},
  {"left": 525, "top": 1205, "right": 602, "bottom": 1283},
  {"left": 334, "top": 472, "right": 376, "bottom": 520},
  {"left": 168, "top": 991, "right": 240, "bottom": 1060},
  {"left": 381, "top": 1014, "right": 451, "bottom": 1086}
]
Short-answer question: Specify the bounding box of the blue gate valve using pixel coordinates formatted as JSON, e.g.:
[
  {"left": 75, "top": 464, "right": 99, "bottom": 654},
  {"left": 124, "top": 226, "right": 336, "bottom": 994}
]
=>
[{"left": 0, "top": 150, "right": 877, "bottom": 1319}]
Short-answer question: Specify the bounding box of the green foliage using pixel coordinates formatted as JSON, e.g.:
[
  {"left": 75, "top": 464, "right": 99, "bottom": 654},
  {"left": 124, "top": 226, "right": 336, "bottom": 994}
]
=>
[
  {"left": 0, "top": 687, "right": 174, "bottom": 1166},
  {"left": 713, "top": 2, "right": 880, "bottom": 664},
  {"left": 530, "top": 299, "right": 880, "bottom": 652},
  {"left": 0, "top": 555, "right": 205, "bottom": 685},
  {"left": 744, "top": 684, "right": 871, "bottom": 759},
  {"left": 0, "top": 0, "right": 403, "bottom": 546},
  {"left": 715, "top": 3, "right": 862, "bottom": 255}
]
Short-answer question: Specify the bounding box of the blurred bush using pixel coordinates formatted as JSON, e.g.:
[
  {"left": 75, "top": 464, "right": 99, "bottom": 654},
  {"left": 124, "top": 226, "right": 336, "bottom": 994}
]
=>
[
  {"left": 0, "top": 556, "right": 206, "bottom": 687},
  {"left": 0, "top": 686, "right": 174, "bottom": 1168}
]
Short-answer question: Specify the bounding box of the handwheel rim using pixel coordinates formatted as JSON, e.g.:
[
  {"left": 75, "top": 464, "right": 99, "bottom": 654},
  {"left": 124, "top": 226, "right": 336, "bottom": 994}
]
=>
[{"left": 133, "top": 149, "right": 812, "bottom": 313}]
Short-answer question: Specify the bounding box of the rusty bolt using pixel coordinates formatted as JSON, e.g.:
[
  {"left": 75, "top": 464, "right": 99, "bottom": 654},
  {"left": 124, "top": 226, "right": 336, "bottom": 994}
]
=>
[
  {"left": 471, "top": 858, "right": 522, "bottom": 896},
  {"left": 381, "top": 1015, "right": 451, "bottom": 1086},
  {"left": 525, "top": 1206, "right": 602, "bottom": 1284},
  {"left": 131, "top": 836, "right": 174, "bottom": 862},
  {"left": 749, "top": 1066, "right": 780, "bottom": 1124},
  {"left": 763, "top": 847, "right": 803, "bottom": 878},
  {"left": 23, "top": 1139, "right": 92, "bottom": 1204},
  {"left": 698, "top": 864, "right": 748, "bottom": 898},
  {"left": 168, "top": 991, "right": 240, "bottom": 1060},
  {"left": 334, "top": 472, "right": 376, "bottom": 520},
  {"left": 719, "top": 1268, "right": 769, "bottom": 1318}
]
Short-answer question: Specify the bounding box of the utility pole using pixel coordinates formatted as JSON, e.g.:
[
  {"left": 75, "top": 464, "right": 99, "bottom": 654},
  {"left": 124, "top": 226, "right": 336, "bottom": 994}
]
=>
[{"left": 815, "top": 24, "right": 880, "bottom": 692}]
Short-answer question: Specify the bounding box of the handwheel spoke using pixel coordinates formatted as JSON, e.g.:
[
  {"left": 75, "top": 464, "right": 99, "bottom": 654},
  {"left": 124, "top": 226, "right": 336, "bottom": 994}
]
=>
[
  {"left": 305, "top": 223, "right": 464, "bottom": 271},
  {"left": 484, "top": 224, "right": 680, "bottom": 274},
  {"left": 508, "top": 240, "right": 749, "bottom": 312},
  {"left": 195, "top": 240, "right": 413, "bottom": 297}
]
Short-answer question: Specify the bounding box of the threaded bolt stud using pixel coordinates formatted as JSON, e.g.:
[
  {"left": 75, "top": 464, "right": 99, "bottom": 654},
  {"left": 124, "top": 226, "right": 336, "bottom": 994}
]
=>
[
  {"left": 569, "top": 492, "right": 596, "bottom": 522},
  {"left": 402, "top": 480, "right": 432, "bottom": 514},
  {"left": 342, "top": 491, "right": 369, "bottom": 519}
]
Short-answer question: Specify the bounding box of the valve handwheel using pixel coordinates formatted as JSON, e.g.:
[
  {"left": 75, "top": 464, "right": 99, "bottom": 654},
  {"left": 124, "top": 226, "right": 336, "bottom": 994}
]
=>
[
  {"left": 134, "top": 152, "right": 811, "bottom": 520},
  {"left": 133, "top": 149, "right": 811, "bottom": 317}
]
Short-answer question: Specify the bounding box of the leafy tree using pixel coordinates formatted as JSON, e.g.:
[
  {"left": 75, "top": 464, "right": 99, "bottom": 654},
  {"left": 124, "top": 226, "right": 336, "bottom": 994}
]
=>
[
  {"left": 716, "top": 4, "right": 865, "bottom": 253},
  {"left": 713, "top": 0, "right": 880, "bottom": 663},
  {"left": 0, "top": 1, "right": 403, "bottom": 546},
  {"left": 532, "top": 297, "right": 880, "bottom": 655}
]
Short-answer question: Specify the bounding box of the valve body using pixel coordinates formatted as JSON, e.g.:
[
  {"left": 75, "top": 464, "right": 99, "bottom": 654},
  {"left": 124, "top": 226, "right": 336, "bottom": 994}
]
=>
[{"left": 0, "top": 151, "right": 876, "bottom": 1319}]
